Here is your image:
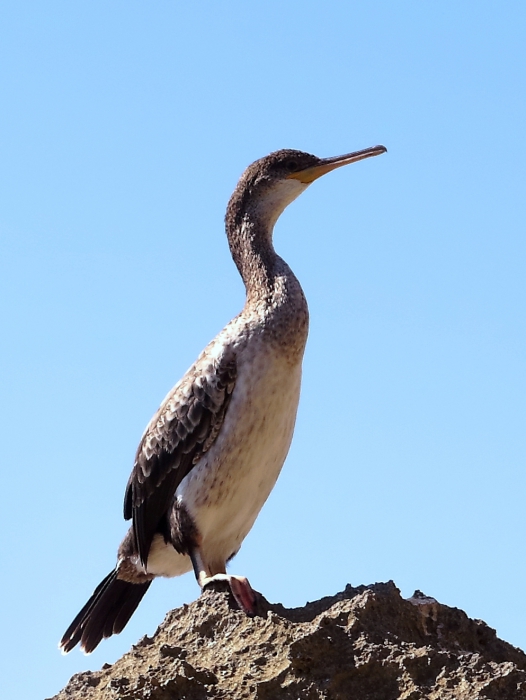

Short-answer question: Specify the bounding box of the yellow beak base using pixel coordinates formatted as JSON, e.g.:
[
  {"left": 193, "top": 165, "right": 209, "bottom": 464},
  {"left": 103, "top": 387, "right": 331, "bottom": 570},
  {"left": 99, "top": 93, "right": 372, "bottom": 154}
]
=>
[{"left": 287, "top": 145, "right": 387, "bottom": 184}]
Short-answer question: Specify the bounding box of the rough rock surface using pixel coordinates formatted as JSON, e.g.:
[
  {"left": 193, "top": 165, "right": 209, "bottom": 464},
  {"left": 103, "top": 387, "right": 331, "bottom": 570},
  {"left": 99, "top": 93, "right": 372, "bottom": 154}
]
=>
[{"left": 51, "top": 581, "right": 526, "bottom": 700}]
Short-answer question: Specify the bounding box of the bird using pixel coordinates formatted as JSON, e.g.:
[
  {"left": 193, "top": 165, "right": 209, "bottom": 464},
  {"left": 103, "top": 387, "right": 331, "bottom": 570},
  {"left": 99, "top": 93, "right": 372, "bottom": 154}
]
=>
[{"left": 60, "top": 144, "right": 387, "bottom": 654}]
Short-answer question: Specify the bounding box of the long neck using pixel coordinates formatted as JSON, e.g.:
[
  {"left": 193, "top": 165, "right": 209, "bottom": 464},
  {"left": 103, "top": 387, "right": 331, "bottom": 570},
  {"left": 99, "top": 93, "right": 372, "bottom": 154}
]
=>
[
  {"left": 227, "top": 215, "right": 281, "bottom": 304},
  {"left": 225, "top": 177, "right": 309, "bottom": 305},
  {"left": 226, "top": 190, "right": 309, "bottom": 361}
]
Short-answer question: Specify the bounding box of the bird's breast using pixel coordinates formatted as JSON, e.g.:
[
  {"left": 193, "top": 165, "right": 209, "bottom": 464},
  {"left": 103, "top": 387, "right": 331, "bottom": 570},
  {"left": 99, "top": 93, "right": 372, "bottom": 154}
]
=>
[{"left": 178, "top": 337, "right": 304, "bottom": 559}]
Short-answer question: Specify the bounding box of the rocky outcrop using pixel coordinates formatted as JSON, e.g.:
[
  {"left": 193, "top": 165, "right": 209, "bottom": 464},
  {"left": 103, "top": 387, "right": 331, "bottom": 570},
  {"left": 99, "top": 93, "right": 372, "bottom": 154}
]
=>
[{"left": 51, "top": 581, "right": 526, "bottom": 699}]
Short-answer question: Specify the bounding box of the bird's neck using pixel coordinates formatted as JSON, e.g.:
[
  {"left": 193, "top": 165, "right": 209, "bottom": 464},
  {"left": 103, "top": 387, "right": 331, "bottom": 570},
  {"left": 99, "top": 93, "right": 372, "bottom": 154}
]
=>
[
  {"left": 227, "top": 212, "right": 309, "bottom": 361},
  {"left": 225, "top": 176, "right": 309, "bottom": 310},
  {"left": 227, "top": 216, "right": 285, "bottom": 304}
]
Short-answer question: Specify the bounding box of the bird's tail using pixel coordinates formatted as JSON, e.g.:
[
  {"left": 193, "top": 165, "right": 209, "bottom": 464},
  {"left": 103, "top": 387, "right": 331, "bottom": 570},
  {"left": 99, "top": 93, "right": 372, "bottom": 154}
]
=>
[{"left": 59, "top": 569, "right": 152, "bottom": 654}]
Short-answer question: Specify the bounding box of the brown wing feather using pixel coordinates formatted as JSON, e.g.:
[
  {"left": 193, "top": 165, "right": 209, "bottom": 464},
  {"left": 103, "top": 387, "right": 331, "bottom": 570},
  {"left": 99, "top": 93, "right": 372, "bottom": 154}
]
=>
[{"left": 124, "top": 350, "right": 237, "bottom": 566}]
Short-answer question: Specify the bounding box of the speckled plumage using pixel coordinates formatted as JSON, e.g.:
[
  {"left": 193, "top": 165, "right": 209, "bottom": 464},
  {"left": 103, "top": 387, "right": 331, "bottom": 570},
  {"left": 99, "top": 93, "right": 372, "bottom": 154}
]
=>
[{"left": 60, "top": 145, "right": 386, "bottom": 654}]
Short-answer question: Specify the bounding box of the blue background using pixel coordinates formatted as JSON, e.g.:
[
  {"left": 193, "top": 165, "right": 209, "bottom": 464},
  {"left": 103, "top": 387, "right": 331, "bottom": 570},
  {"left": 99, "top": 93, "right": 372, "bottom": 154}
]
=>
[{"left": 0, "top": 3, "right": 524, "bottom": 698}]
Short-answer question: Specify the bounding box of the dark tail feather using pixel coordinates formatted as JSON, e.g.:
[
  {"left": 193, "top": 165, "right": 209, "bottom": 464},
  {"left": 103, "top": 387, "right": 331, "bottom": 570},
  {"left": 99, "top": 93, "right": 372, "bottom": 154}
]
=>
[{"left": 60, "top": 569, "right": 152, "bottom": 654}]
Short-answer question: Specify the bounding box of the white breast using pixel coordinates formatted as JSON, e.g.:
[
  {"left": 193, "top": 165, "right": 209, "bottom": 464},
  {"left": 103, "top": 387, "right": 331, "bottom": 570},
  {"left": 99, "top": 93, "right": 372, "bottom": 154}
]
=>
[{"left": 179, "top": 342, "right": 303, "bottom": 565}]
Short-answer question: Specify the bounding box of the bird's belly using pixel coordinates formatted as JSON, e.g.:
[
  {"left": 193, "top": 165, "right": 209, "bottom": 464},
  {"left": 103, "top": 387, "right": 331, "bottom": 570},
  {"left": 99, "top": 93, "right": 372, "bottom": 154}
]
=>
[
  {"left": 179, "top": 352, "right": 302, "bottom": 563},
  {"left": 146, "top": 534, "right": 193, "bottom": 577}
]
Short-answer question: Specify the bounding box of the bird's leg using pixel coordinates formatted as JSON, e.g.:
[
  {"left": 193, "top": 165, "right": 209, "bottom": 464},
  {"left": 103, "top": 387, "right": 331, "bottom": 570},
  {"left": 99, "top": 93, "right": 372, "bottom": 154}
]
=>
[
  {"left": 226, "top": 575, "right": 257, "bottom": 615},
  {"left": 189, "top": 549, "right": 257, "bottom": 615}
]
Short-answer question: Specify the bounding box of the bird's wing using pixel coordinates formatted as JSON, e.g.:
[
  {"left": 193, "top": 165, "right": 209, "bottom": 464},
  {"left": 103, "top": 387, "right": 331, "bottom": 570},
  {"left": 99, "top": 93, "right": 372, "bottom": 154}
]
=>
[{"left": 124, "top": 348, "right": 237, "bottom": 567}]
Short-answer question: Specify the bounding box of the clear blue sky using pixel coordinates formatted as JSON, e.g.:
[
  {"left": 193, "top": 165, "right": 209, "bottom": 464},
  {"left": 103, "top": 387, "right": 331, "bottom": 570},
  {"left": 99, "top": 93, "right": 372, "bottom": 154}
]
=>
[{"left": 0, "top": 2, "right": 524, "bottom": 698}]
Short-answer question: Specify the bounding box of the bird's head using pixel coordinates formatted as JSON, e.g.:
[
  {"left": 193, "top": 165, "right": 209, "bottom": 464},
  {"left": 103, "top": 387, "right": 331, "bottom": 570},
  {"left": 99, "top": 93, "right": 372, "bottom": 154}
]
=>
[{"left": 226, "top": 145, "right": 387, "bottom": 233}]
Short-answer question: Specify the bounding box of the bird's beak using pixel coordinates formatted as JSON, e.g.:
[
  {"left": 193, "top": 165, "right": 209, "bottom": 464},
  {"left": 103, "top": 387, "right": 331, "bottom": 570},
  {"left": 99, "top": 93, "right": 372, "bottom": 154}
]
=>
[{"left": 287, "top": 145, "right": 387, "bottom": 184}]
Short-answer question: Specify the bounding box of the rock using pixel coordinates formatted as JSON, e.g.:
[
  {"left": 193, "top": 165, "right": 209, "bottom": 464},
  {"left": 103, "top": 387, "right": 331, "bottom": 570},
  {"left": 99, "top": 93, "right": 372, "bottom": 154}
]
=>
[{"left": 50, "top": 581, "right": 526, "bottom": 699}]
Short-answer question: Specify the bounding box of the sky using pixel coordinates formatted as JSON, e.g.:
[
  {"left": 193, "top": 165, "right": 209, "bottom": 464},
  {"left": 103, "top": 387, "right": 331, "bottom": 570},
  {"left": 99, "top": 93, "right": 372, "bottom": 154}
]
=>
[{"left": 0, "top": 2, "right": 525, "bottom": 698}]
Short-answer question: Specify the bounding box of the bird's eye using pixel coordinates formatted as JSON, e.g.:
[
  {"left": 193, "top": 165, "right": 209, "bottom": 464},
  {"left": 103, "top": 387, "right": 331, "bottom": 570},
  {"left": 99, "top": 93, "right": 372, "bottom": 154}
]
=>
[{"left": 285, "top": 160, "right": 298, "bottom": 172}]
